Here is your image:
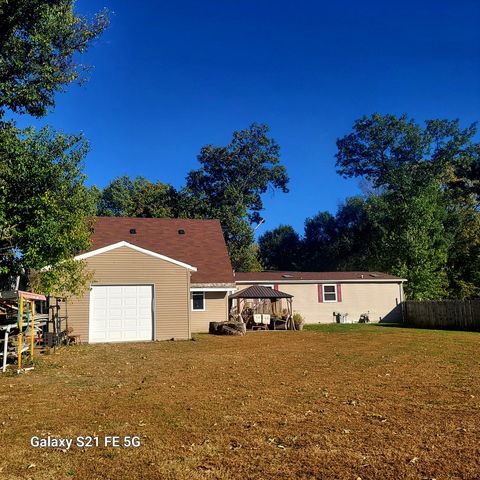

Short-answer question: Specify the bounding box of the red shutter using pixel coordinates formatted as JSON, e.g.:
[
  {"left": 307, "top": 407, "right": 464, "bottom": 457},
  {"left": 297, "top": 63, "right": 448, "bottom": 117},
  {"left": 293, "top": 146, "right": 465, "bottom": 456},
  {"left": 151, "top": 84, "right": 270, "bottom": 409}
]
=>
[
  {"left": 274, "top": 284, "right": 279, "bottom": 291},
  {"left": 317, "top": 284, "right": 323, "bottom": 303},
  {"left": 337, "top": 283, "right": 342, "bottom": 302}
]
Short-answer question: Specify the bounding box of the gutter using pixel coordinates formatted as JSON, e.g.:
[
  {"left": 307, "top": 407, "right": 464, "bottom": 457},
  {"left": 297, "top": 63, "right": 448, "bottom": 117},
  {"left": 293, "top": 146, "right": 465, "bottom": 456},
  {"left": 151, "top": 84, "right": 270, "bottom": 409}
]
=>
[{"left": 235, "top": 279, "right": 408, "bottom": 285}]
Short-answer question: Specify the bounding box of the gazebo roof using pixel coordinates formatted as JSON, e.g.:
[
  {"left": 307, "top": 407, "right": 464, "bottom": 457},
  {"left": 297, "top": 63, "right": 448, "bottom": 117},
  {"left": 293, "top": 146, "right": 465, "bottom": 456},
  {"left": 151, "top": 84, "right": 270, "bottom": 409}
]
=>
[{"left": 229, "top": 285, "right": 293, "bottom": 299}]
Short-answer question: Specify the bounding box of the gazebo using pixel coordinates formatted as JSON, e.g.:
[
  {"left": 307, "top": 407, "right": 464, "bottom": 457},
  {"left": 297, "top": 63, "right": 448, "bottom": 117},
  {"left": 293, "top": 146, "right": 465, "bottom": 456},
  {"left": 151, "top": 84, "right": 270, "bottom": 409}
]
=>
[{"left": 229, "top": 286, "right": 295, "bottom": 330}]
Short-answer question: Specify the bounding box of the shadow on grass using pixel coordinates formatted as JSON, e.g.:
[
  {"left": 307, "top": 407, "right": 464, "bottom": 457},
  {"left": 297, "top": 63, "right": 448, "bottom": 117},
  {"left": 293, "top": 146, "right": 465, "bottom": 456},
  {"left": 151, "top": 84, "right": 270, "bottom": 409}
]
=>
[
  {"left": 377, "top": 323, "right": 480, "bottom": 334},
  {"left": 375, "top": 322, "right": 416, "bottom": 329},
  {"left": 304, "top": 323, "right": 382, "bottom": 334},
  {"left": 304, "top": 322, "right": 480, "bottom": 335}
]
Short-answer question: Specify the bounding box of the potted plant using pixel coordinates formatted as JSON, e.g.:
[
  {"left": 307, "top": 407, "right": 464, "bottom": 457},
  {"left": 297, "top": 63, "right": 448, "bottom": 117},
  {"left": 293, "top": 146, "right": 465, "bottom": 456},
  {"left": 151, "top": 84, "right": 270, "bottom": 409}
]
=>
[{"left": 293, "top": 312, "right": 305, "bottom": 331}]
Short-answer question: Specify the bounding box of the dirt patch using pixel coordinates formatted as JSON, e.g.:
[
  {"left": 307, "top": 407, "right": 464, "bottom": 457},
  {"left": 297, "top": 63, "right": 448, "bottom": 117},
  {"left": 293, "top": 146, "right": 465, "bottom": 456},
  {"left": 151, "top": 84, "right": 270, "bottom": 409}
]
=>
[{"left": 1, "top": 325, "right": 479, "bottom": 479}]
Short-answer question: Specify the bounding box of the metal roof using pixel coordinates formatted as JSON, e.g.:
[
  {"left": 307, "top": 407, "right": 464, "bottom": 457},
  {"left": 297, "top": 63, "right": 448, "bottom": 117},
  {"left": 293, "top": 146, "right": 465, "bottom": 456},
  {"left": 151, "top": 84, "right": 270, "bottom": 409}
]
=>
[{"left": 229, "top": 285, "right": 293, "bottom": 299}]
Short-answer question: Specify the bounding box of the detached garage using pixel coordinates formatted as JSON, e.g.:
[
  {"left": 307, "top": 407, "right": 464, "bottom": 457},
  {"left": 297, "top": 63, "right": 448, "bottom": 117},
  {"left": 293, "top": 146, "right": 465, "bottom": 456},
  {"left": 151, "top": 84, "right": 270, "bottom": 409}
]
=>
[
  {"left": 62, "top": 217, "right": 235, "bottom": 342},
  {"left": 67, "top": 241, "right": 196, "bottom": 342}
]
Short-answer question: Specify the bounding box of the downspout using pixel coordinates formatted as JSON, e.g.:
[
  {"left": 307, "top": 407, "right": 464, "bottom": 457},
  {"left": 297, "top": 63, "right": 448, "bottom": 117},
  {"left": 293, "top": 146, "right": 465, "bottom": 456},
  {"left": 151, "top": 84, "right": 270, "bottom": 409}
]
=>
[{"left": 187, "top": 270, "right": 191, "bottom": 340}]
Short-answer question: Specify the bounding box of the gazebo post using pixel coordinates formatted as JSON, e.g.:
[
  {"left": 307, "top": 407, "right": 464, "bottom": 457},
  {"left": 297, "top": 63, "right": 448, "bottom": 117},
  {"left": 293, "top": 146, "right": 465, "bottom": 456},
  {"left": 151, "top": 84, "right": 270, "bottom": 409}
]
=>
[
  {"left": 289, "top": 298, "right": 295, "bottom": 330},
  {"left": 238, "top": 298, "right": 245, "bottom": 323}
]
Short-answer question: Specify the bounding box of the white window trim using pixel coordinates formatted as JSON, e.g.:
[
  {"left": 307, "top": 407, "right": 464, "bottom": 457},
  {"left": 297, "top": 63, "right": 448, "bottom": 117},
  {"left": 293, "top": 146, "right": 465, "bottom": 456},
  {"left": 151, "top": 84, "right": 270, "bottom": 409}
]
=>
[
  {"left": 261, "top": 284, "right": 274, "bottom": 289},
  {"left": 191, "top": 291, "right": 205, "bottom": 311},
  {"left": 322, "top": 284, "right": 338, "bottom": 303},
  {"left": 50, "top": 241, "right": 197, "bottom": 272}
]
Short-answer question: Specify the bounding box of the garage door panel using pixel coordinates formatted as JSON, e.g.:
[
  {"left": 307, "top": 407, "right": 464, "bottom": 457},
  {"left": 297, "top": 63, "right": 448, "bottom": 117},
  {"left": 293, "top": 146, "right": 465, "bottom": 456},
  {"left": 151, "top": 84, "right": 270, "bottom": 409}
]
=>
[
  {"left": 124, "top": 319, "right": 137, "bottom": 328},
  {"left": 108, "top": 297, "right": 122, "bottom": 307},
  {"left": 90, "top": 285, "right": 153, "bottom": 343},
  {"left": 138, "top": 296, "right": 151, "bottom": 306},
  {"left": 123, "top": 285, "right": 138, "bottom": 295},
  {"left": 109, "top": 331, "right": 122, "bottom": 341},
  {"left": 124, "top": 298, "right": 138, "bottom": 307},
  {"left": 124, "top": 308, "right": 138, "bottom": 318}
]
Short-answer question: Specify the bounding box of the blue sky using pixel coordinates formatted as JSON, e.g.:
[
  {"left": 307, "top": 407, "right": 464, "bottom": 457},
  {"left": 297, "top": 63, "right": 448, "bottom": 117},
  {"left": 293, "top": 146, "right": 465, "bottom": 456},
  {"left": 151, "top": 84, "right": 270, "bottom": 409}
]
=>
[{"left": 15, "top": 0, "right": 480, "bottom": 235}]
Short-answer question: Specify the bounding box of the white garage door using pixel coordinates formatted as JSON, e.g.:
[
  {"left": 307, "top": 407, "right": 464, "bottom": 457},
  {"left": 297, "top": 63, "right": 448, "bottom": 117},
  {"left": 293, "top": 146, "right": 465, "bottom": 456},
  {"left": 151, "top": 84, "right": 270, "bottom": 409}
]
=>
[{"left": 89, "top": 285, "right": 153, "bottom": 343}]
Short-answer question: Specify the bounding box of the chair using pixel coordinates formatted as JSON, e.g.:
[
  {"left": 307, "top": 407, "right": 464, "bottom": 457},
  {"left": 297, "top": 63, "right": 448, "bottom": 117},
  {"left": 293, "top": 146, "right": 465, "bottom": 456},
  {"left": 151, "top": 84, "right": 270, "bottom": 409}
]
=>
[
  {"left": 252, "top": 314, "right": 268, "bottom": 331},
  {"left": 66, "top": 326, "right": 81, "bottom": 345}
]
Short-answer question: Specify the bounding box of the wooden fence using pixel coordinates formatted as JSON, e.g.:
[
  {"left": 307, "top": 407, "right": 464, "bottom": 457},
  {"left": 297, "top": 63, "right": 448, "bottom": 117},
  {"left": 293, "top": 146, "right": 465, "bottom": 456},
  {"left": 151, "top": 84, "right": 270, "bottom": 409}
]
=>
[{"left": 404, "top": 299, "right": 480, "bottom": 331}]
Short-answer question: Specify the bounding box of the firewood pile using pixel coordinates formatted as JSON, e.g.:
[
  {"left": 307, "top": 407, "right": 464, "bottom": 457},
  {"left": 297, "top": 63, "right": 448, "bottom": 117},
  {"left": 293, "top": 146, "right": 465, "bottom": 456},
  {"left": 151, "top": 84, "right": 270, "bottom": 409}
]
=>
[{"left": 209, "top": 321, "right": 246, "bottom": 336}]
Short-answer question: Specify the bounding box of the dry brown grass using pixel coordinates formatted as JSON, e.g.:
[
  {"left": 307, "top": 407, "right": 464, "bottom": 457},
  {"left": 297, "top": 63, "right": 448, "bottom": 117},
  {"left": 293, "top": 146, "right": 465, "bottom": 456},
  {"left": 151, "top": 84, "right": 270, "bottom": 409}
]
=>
[{"left": 1, "top": 324, "right": 480, "bottom": 480}]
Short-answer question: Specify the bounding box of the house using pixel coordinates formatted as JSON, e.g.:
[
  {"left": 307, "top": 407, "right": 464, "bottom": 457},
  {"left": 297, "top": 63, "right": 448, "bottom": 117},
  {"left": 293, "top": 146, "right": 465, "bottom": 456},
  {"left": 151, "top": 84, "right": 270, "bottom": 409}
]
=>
[
  {"left": 65, "top": 217, "right": 406, "bottom": 342},
  {"left": 234, "top": 271, "right": 406, "bottom": 324},
  {"left": 66, "top": 217, "right": 235, "bottom": 343}
]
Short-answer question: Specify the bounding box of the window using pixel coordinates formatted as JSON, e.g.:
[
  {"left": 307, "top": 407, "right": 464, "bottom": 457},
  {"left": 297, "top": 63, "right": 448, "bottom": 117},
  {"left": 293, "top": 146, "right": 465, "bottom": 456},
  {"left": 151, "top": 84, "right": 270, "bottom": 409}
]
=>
[
  {"left": 322, "top": 284, "right": 337, "bottom": 302},
  {"left": 191, "top": 292, "right": 205, "bottom": 311}
]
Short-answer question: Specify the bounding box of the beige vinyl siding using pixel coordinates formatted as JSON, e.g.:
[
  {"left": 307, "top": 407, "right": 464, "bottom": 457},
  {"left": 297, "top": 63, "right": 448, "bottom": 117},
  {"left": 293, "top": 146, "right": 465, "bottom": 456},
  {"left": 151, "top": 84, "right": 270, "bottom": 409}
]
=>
[
  {"left": 190, "top": 292, "right": 228, "bottom": 333},
  {"left": 236, "top": 282, "right": 403, "bottom": 324},
  {"left": 67, "top": 246, "right": 190, "bottom": 342}
]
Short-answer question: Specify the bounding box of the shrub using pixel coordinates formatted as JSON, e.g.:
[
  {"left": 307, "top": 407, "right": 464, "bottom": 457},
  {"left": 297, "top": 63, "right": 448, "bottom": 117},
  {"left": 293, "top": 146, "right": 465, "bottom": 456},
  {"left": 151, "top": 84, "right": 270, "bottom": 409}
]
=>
[{"left": 293, "top": 312, "right": 305, "bottom": 328}]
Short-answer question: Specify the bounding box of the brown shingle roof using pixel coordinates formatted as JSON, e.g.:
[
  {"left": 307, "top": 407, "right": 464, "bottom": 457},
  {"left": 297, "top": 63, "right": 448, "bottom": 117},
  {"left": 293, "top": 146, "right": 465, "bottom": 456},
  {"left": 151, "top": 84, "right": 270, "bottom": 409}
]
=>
[
  {"left": 235, "top": 271, "right": 405, "bottom": 282},
  {"left": 90, "top": 217, "right": 234, "bottom": 284}
]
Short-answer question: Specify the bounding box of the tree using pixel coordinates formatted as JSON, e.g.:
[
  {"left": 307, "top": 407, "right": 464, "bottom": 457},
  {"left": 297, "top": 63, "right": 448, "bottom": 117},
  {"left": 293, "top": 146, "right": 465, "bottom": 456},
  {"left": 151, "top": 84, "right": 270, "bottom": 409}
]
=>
[
  {"left": 0, "top": 124, "right": 95, "bottom": 292},
  {"left": 0, "top": 0, "right": 108, "bottom": 118},
  {"left": 301, "top": 211, "right": 339, "bottom": 271},
  {"left": 258, "top": 198, "right": 372, "bottom": 273},
  {"left": 366, "top": 184, "right": 451, "bottom": 299},
  {"left": 96, "top": 176, "right": 146, "bottom": 216},
  {"left": 331, "top": 196, "right": 374, "bottom": 270},
  {"left": 258, "top": 225, "right": 301, "bottom": 270},
  {"left": 443, "top": 164, "right": 480, "bottom": 298},
  {"left": 294, "top": 197, "right": 374, "bottom": 272},
  {"left": 0, "top": 1, "right": 108, "bottom": 294},
  {"left": 182, "top": 123, "right": 289, "bottom": 271},
  {"left": 129, "top": 181, "right": 178, "bottom": 218},
  {"left": 96, "top": 175, "right": 178, "bottom": 218},
  {"left": 335, "top": 113, "right": 480, "bottom": 299}
]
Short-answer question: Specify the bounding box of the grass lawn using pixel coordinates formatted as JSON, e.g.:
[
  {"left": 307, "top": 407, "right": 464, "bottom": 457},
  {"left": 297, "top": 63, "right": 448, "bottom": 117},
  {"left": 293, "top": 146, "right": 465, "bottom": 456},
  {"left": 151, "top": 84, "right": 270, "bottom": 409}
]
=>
[{"left": 1, "top": 324, "right": 479, "bottom": 479}]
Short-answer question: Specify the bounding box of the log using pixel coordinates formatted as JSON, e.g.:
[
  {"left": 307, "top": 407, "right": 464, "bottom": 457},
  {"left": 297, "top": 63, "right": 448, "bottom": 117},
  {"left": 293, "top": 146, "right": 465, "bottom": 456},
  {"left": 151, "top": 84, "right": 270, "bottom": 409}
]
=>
[
  {"left": 209, "top": 322, "right": 222, "bottom": 334},
  {"left": 211, "top": 321, "right": 246, "bottom": 336}
]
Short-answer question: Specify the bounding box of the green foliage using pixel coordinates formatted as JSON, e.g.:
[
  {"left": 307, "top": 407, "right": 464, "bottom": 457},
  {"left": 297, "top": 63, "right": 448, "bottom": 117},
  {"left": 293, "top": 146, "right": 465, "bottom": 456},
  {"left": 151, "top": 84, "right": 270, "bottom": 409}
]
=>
[
  {"left": 0, "top": 1, "right": 108, "bottom": 295},
  {"left": 260, "top": 197, "right": 373, "bottom": 273},
  {"left": 0, "top": 123, "right": 94, "bottom": 289},
  {"left": 292, "top": 312, "right": 305, "bottom": 327},
  {"left": 258, "top": 225, "right": 301, "bottom": 271},
  {"left": 93, "top": 125, "right": 289, "bottom": 272},
  {"left": 366, "top": 184, "right": 451, "bottom": 299},
  {"left": 332, "top": 196, "right": 374, "bottom": 270},
  {"left": 443, "top": 167, "right": 480, "bottom": 299},
  {"left": 335, "top": 113, "right": 479, "bottom": 299},
  {"left": 302, "top": 211, "right": 339, "bottom": 271},
  {"left": 259, "top": 114, "right": 479, "bottom": 300},
  {"left": 181, "top": 123, "right": 289, "bottom": 271},
  {"left": 0, "top": 125, "right": 94, "bottom": 284},
  {"left": 0, "top": 0, "right": 108, "bottom": 118},
  {"left": 96, "top": 176, "right": 177, "bottom": 218},
  {"left": 29, "top": 258, "right": 94, "bottom": 298},
  {"left": 301, "top": 197, "right": 376, "bottom": 272}
]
